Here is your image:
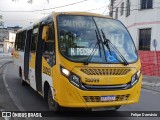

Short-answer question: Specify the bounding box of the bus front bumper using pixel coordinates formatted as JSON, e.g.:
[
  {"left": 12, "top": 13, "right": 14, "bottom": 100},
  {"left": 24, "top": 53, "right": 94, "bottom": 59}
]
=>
[{"left": 56, "top": 76, "right": 142, "bottom": 108}]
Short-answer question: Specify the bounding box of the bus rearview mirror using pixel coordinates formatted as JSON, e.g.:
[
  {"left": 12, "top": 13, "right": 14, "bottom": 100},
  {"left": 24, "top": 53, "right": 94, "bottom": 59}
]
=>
[{"left": 42, "top": 26, "right": 49, "bottom": 41}]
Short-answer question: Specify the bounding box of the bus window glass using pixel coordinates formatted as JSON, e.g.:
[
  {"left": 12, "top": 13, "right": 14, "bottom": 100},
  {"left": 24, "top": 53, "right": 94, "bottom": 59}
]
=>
[
  {"left": 31, "top": 27, "right": 38, "bottom": 52},
  {"left": 21, "top": 31, "right": 26, "bottom": 51},
  {"left": 17, "top": 33, "right": 22, "bottom": 50},
  {"left": 43, "top": 23, "right": 55, "bottom": 67},
  {"left": 94, "top": 17, "right": 137, "bottom": 62},
  {"left": 47, "top": 23, "right": 54, "bottom": 41},
  {"left": 15, "top": 34, "right": 19, "bottom": 50},
  {"left": 57, "top": 15, "right": 138, "bottom": 63}
]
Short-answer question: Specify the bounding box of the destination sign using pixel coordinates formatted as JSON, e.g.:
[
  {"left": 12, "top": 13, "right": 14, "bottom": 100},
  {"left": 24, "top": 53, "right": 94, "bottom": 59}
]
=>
[
  {"left": 62, "top": 20, "right": 95, "bottom": 29},
  {"left": 68, "top": 48, "right": 99, "bottom": 56}
]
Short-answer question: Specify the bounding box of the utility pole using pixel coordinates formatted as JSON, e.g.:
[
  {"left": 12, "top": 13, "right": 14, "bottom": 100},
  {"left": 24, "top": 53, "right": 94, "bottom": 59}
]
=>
[{"left": 109, "top": 0, "right": 115, "bottom": 17}]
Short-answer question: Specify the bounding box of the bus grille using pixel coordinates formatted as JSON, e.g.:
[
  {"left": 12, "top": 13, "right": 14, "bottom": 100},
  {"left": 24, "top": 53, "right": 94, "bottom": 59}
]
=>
[
  {"left": 80, "top": 68, "right": 131, "bottom": 75},
  {"left": 83, "top": 94, "right": 130, "bottom": 102}
]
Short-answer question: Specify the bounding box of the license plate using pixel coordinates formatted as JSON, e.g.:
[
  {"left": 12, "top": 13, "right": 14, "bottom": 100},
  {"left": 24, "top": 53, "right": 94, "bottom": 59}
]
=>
[{"left": 100, "top": 96, "right": 116, "bottom": 101}]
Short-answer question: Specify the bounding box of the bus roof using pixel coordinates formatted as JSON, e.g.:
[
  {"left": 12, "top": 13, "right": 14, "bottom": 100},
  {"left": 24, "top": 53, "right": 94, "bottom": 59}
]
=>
[{"left": 17, "top": 11, "right": 112, "bottom": 33}]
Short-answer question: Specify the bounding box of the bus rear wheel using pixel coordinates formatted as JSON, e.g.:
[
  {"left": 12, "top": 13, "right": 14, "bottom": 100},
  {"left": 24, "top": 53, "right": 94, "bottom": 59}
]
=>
[{"left": 47, "top": 87, "right": 62, "bottom": 111}]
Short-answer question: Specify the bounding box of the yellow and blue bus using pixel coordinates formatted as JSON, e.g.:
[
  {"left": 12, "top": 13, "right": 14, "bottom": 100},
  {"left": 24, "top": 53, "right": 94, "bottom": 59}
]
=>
[{"left": 14, "top": 12, "right": 142, "bottom": 111}]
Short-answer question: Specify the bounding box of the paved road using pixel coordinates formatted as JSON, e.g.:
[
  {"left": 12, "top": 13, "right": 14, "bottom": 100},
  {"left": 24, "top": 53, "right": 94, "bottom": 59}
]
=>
[{"left": 0, "top": 62, "right": 160, "bottom": 120}]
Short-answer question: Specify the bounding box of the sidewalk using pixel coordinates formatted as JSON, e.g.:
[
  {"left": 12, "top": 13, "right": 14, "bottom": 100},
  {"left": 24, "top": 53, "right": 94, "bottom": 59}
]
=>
[{"left": 142, "top": 75, "right": 160, "bottom": 92}]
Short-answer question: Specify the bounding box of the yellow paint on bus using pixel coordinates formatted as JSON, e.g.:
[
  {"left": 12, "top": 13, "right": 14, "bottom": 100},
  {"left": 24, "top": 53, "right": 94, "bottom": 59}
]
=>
[{"left": 14, "top": 12, "right": 142, "bottom": 111}]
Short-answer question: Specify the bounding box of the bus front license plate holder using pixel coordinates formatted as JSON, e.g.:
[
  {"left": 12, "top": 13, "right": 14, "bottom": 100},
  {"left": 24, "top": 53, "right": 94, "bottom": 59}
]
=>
[{"left": 100, "top": 96, "right": 116, "bottom": 102}]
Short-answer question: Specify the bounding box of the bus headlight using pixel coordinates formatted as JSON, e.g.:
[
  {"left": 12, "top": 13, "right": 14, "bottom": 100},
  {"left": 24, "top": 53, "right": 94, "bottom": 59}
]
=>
[
  {"left": 61, "top": 67, "right": 70, "bottom": 77},
  {"left": 131, "top": 69, "right": 141, "bottom": 86},
  {"left": 60, "top": 66, "right": 81, "bottom": 88}
]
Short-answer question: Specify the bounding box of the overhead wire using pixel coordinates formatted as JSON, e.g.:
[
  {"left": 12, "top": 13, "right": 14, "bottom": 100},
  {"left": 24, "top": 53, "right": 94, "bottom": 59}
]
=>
[
  {"left": 102, "top": 6, "right": 108, "bottom": 14},
  {"left": 0, "top": 0, "right": 88, "bottom": 13},
  {"left": 85, "top": 5, "right": 108, "bottom": 12}
]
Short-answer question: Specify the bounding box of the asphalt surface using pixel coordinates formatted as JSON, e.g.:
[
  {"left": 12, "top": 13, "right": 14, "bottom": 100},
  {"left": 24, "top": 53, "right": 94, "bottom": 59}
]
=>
[
  {"left": 142, "top": 76, "right": 160, "bottom": 92},
  {"left": 0, "top": 60, "right": 160, "bottom": 120}
]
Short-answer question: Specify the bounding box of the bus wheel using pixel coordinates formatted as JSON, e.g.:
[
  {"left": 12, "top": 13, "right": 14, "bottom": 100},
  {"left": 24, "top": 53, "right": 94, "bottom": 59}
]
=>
[
  {"left": 21, "top": 78, "right": 26, "bottom": 86},
  {"left": 114, "top": 106, "right": 121, "bottom": 111},
  {"left": 48, "top": 87, "right": 62, "bottom": 111}
]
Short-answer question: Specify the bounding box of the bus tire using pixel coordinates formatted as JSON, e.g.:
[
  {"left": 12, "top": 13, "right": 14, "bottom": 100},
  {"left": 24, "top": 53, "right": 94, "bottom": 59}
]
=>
[
  {"left": 21, "top": 78, "right": 26, "bottom": 86},
  {"left": 19, "top": 67, "right": 26, "bottom": 86},
  {"left": 114, "top": 106, "right": 121, "bottom": 111},
  {"left": 19, "top": 67, "right": 22, "bottom": 78},
  {"left": 47, "top": 87, "right": 62, "bottom": 111}
]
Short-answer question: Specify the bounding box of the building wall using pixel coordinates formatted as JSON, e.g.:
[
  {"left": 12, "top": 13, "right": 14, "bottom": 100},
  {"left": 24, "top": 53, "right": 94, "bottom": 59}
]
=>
[
  {"left": 0, "top": 26, "right": 21, "bottom": 42},
  {"left": 112, "top": 0, "right": 160, "bottom": 51},
  {"left": 3, "top": 32, "right": 16, "bottom": 53},
  {"left": 8, "top": 32, "right": 16, "bottom": 42},
  {"left": 112, "top": 0, "right": 160, "bottom": 76},
  {"left": 0, "top": 28, "right": 9, "bottom": 42},
  {"left": 0, "top": 42, "right": 4, "bottom": 52},
  {"left": 3, "top": 41, "right": 13, "bottom": 53}
]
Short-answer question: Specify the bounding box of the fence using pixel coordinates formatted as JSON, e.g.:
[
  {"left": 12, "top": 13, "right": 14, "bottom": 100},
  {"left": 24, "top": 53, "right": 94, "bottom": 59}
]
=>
[
  {"left": 138, "top": 50, "right": 160, "bottom": 76},
  {"left": 138, "top": 50, "right": 160, "bottom": 92}
]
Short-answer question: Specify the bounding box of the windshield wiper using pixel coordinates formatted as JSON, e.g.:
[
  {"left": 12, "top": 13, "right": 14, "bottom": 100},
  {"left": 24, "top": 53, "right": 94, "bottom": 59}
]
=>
[
  {"left": 84, "top": 30, "right": 101, "bottom": 65},
  {"left": 101, "top": 29, "right": 129, "bottom": 66}
]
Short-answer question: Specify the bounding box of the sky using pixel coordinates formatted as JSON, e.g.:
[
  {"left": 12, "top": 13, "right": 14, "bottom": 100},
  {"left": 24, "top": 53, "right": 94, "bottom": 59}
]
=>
[{"left": 0, "top": 0, "right": 110, "bottom": 28}]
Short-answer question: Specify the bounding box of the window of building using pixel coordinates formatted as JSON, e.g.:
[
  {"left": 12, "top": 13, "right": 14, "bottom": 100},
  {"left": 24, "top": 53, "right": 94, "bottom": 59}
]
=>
[
  {"left": 115, "top": 8, "right": 118, "bottom": 19},
  {"left": 121, "top": 2, "right": 124, "bottom": 16},
  {"left": 139, "top": 28, "right": 151, "bottom": 50},
  {"left": 126, "top": 0, "right": 130, "bottom": 17},
  {"left": 141, "top": 0, "right": 153, "bottom": 9}
]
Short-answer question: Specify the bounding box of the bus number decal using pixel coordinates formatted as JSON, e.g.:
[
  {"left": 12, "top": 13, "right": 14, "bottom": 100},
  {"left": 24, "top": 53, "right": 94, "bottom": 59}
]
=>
[
  {"left": 85, "top": 78, "right": 99, "bottom": 83},
  {"left": 43, "top": 66, "right": 51, "bottom": 76}
]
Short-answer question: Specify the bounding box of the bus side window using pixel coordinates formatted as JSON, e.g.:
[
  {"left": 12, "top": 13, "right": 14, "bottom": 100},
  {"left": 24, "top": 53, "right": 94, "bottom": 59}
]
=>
[
  {"left": 31, "top": 27, "right": 38, "bottom": 53},
  {"left": 15, "top": 33, "right": 19, "bottom": 50},
  {"left": 17, "top": 33, "right": 22, "bottom": 51},
  {"left": 43, "top": 24, "right": 55, "bottom": 67},
  {"left": 21, "top": 31, "right": 26, "bottom": 51}
]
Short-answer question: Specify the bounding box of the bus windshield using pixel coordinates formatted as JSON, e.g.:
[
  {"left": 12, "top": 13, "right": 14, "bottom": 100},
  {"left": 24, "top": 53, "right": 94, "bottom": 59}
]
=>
[{"left": 57, "top": 15, "right": 138, "bottom": 63}]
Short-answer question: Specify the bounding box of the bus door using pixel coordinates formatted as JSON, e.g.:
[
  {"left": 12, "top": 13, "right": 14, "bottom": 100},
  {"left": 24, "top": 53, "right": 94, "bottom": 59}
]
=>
[
  {"left": 24, "top": 29, "right": 32, "bottom": 81},
  {"left": 35, "top": 20, "right": 55, "bottom": 94},
  {"left": 35, "top": 24, "right": 43, "bottom": 93},
  {"left": 29, "top": 25, "right": 39, "bottom": 90}
]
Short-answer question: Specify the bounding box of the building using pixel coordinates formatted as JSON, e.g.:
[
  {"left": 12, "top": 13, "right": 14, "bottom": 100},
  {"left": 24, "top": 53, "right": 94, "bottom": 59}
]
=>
[
  {"left": 0, "top": 26, "right": 21, "bottom": 53},
  {"left": 0, "top": 28, "right": 8, "bottom": 42},
  {"left": 110, "top": 0, "right": 160, "bottom": 51},
  {"left": 3, "top": 32, "right": 16, "bottom": 53},
  {"left": 0, "top": 26, "right": 21, "bottom": 42},
  {"left": 109, "top": 0, "right": 160, "bottom": 76},
  {"left": 7, "top": 26, "right": 22, "bottom": 32},
  {"left": 0, "top": 42, "right": 4, "bottom": 52}
]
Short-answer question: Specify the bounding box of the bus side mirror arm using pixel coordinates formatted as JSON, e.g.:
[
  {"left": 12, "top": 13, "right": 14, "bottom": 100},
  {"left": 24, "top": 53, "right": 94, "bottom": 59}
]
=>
[{"left": 42, "top": 26, "right": 49, "bottom": 41}]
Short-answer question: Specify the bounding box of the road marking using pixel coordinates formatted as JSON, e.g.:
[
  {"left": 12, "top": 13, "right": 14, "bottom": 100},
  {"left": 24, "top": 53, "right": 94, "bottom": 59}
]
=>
[{"left": 2, "top": 64, "right": 32, "bottom": 120}]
